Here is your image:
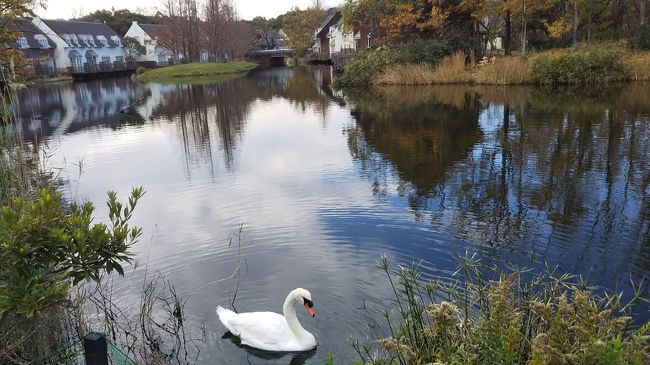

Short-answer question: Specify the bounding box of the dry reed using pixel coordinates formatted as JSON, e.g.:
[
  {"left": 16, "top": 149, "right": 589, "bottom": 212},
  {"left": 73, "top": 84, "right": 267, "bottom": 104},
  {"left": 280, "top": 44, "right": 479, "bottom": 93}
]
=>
[
  {"left": 376, "top": 53, "right": 532, "bottom": 85},
  {"left": 376, "top": 52, "right": 472, "bottom": 85},
  {"left": 624, "top": 51, "right": 650, "bottom": 81},
  {"left": 474, "top": 56, "right": 532, "bottom": 85}
]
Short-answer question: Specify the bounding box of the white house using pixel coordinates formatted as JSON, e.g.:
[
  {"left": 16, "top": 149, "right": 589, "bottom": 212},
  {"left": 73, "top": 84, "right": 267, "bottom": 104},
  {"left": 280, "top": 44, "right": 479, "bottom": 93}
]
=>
[
  {"left": 31, "top": 18, "right": 127, "bottom": 71},
  {"left": 327, "top": 19, "right": 356, "bottom": 55},
  {"left": 124, "top": 21, "right": 175, "bottom": 65}
]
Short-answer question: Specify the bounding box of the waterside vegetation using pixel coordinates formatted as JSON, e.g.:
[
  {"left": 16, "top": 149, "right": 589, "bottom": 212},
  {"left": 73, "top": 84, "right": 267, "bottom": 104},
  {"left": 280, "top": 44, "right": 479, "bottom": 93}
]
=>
[
  {"left": 138, "top": 61, "right": 258, "bottom": 83},
  {"left": 335, "top": 43, "right": 650, "bottom": 87},
  {"left": 351, "top": 254, "right": 650, "bottom": 365}
]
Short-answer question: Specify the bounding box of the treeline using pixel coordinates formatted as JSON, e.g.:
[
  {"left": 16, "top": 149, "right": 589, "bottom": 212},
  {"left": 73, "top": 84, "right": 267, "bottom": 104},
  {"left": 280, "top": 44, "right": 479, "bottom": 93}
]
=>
[
  {"left": 158, "top": 0, "right": 252, "bottom": 62},
  {"left": 75, "top": 9, "right": 162, "bottom": 36},
  {"left": 75, "top": 2, "right": 253, "bottom": 63},
  {"left": 74, "top": 3, "right": 329, "bottom": 62},
  {"left": 343, "top": 0, "right": 649, "bottom": 54}
]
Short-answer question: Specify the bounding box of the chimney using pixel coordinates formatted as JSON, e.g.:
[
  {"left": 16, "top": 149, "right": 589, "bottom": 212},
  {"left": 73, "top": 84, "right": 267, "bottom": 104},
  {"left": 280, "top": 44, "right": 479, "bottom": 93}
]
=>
[{"left": 133, "top": 21, "right": 138, "bottom": 25}]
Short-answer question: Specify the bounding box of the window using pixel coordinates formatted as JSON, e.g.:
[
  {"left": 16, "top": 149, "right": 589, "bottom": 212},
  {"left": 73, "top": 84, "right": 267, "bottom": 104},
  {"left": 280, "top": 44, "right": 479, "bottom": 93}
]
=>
[
  {"left": 87, "top": 35, "right": 96, "bottom": 47},
  {"left": 71, "top": 35, "right": 80, "bottom": 47},
  {"left": 115, "top": 56, "right": 124, "bottom": 63},
  {"left": 16, "top": 37, "right": 28, "bottom": 49},
  {"left": 111, "top": 36, "right": 122, "bottom": 47},
  {"left": 101, "top": 56, "right": 110, "bottom": 64},
  {"left": 97, "top": 36, "right": 109, "bottom": 47},
  {"left": 36, "top": 36, "right": 49, "bottom": 48},
  {"left": 79, "top": 34, "right": 86, "bottom": 46},
  {"left": 63, "top": 34, "right": 72, "bottom": 46},
  {"left": 71, "top": 57, "right": 82, "bottom": 68}
]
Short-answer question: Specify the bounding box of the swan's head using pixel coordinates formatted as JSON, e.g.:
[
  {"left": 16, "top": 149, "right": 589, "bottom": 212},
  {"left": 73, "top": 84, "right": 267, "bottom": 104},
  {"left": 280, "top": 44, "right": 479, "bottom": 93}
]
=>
[{"left": 291, "top": 288, "right": 315, "bottom": 317}]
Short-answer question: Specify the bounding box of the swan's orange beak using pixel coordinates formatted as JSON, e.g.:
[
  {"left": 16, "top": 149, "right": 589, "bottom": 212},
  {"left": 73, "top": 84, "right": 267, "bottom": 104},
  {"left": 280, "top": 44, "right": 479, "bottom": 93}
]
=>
[{"left": 304, "top": 302, "right": 315, "bottom": 317}]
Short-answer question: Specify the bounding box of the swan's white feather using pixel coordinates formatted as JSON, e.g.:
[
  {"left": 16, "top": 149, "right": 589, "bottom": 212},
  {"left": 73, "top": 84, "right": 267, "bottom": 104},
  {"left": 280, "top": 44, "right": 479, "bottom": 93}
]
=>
[{"left": 216, "top": 306, "right": 315, "bottom": 352}]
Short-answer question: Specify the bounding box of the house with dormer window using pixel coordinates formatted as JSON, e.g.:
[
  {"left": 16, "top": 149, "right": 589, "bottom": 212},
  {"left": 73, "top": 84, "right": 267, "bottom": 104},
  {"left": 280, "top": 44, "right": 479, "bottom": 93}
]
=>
[
  {"left": 124, "top": 21, "right": 176, "bottom": 65},
  {"left": 31, "top": 18, "right": 127, "bottom": 73},
  {"left": 1, "top": 18, "right": 57, "bottom": 76}
]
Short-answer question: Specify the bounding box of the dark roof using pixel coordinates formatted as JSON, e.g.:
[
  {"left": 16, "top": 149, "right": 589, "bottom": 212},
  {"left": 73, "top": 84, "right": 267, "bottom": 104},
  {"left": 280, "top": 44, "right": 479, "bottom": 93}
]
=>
[
  {"left": 41, "top": 19, "right": 122, "bottom": 47},
  {"left": 315, "top": 11, "right": 341, "bottom": 39},
  {"left": 138, "top": 23, "right": 166, "bottom": 38},
  {"left": 0, "top": 18, "right": 55, "bottom": 49}
]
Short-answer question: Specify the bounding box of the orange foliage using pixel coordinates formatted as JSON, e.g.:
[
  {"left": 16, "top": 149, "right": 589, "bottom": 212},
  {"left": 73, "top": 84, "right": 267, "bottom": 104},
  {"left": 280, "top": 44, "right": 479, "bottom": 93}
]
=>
[{"left": 379, "top": 0, "right": 450, "bottom": 44}]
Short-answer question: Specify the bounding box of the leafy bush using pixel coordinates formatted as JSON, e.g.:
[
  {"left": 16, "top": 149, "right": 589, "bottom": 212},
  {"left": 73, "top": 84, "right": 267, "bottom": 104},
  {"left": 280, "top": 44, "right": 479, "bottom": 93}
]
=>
[
  {"left": 333, "top": 47, "right": 401, "bottom": 88},
  {"left": 0, "top": 188, "right": 144, "bottom": 317},
  {"left": 531, "top": 46, "right": 628, "bottom": 84},
  {"left": 353, "top": 254, "right": 650, "bottom": 365},
  {"left": 397, "top": 38, "right": 454, "bottom": 65}
]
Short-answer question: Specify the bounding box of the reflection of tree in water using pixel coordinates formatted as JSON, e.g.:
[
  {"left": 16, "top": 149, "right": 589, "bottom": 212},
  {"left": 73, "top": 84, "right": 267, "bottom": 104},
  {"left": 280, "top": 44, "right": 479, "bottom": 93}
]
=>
[
  {"left": 345, "top": 88, "right": 482, "bottom": 217},
  {"left": 148, "top": 68, "right": 335, "bottom": 173},
  {"left": 150, "top": 79, "right": 256, "bottom": 172},
  {"left": 345, "top": 84, "right": 650, "bottom": 278}
]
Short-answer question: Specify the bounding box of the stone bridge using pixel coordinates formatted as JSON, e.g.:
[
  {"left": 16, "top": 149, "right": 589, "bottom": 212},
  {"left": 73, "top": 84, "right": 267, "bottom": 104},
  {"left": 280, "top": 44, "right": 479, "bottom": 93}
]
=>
[{"left": 246, "top": 49, "right": 295, "bottom": 67}]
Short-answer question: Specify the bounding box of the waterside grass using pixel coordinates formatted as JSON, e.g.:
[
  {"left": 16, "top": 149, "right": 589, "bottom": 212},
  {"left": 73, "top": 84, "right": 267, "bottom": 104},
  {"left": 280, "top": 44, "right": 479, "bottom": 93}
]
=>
[
  {"left": 351, "top": 254, "right": 649, "bottom": 365},
  {"left": 369, "top": 44, "right": 650, "bottom": 86},
  {"left": 138, "top": 61, "right": 258, "bottom": 83}
]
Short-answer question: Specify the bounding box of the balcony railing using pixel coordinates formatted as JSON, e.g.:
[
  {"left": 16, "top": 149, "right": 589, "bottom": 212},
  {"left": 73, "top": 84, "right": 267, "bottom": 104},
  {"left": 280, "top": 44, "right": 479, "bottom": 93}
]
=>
[
  {"left": 69, "top": 62, "right": 138, "bottom": 75},
  {"left": 27, "top": 65, "right": 57, "bottom": 77}
]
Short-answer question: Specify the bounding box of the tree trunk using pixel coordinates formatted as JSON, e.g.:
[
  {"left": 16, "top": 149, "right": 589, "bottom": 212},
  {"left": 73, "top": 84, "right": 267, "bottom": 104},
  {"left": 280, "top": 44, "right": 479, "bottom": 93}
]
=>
[
  {"left": 572, "top": 2, "right": 578, "bottom": 46},
  {"left": 521, "top": 0, "right": 527, "bottom": 55},
  {"left": 505, "top": 10, "right": 512, "bottom": 55},
  {"left": 642, "top": 0, "right": 647, "bottom": 26}
]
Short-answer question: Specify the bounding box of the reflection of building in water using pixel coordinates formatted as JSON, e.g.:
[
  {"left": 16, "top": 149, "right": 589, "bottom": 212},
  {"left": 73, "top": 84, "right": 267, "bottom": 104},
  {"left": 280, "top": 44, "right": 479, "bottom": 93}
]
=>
[
  {"left": 9, "top": 77, "right": 134, "bottom": 142},
  {"left": 9, "top": 68, "right": 340, "bottom": 172}
]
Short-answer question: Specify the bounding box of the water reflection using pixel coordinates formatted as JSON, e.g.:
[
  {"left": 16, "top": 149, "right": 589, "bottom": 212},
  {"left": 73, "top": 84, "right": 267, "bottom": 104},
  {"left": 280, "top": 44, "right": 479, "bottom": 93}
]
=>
[
  {"left": 222, "top": 332, "right": 317, "bottom": 365},
  {"left": 7, "top": 70, "right": 650, "bottom": 364},
  {"left": 344, "top": 85, "right": 650, "bottom": 286}
]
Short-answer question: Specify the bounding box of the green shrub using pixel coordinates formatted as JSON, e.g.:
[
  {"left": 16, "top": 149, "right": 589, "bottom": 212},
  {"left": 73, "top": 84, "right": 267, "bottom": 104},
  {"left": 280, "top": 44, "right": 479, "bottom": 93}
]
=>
[
  {"left": 333, "top": 47, "right": 401, "bottom": 88},
  {"left": 0, "top": 188, "right": 144, "bottom": 317},
  {"left": 354, "top": 254, "right": 650, "bottom": 365},
  {"left": 397, "top": 38, "right": 454, "bottom": 64},
  {"left": 531, "top": 46, "right": 628, "bottom": 84}
]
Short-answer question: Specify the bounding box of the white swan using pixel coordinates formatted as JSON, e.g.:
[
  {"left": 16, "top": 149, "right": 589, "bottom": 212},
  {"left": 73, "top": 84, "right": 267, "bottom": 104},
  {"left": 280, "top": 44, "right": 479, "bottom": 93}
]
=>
[{"left": 216, "top": 288, "right": 317, "bottom": 352}]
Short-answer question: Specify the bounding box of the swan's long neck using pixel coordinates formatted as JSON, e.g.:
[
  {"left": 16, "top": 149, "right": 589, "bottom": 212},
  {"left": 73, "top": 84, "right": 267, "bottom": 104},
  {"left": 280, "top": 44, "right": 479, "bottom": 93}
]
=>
[{"left": 283, "top": 294, "right": 310, "bottom": 341}]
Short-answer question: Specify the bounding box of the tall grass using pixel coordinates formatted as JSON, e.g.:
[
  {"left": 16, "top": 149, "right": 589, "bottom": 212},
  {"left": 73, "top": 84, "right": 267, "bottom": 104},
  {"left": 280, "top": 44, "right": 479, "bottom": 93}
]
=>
[
  {"left": 353, "top": 254, "right": 649, "bottom": 365},
  {"left": 624, "top": 51, "right": 650, "bottom": 81},
  {"left": 377, "top": 53, "right": 531, "bottom": 85},
  {"left": 352, "top": 44, "right": 650, "bottom": 87},
  {"left": 0, "top": 93, "right": 45, "bottom": 204},
  {"left": 474, "top": 57, "right": 532, "bottom": 85},
  {"left": 377, "top": 52, "right": 472, "bottom": 85}
]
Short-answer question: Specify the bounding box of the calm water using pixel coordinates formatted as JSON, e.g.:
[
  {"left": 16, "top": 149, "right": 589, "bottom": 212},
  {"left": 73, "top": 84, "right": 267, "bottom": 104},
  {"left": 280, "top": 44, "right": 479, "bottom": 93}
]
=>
[{"left": 8, "top": 68, "right": 650, "bottom": 364}]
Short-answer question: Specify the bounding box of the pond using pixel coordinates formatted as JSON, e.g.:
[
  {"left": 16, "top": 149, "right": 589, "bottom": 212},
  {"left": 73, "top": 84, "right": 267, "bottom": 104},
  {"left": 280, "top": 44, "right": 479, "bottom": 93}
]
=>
[{"left": 8, "top": 68, "right": 650, "bottom": 364}]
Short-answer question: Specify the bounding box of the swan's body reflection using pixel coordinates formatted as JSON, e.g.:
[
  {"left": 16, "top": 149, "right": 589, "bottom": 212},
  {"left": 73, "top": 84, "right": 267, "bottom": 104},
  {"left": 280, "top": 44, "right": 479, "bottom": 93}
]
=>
[{"left": 222, "top": 331, "right": 317, "bottom": 365}]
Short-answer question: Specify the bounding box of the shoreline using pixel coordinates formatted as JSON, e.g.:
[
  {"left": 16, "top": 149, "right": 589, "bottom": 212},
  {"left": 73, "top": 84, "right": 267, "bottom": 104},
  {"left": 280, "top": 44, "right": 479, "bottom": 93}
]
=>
[{"left": 137, "top": 61, "right": 258, "bottom": 83}]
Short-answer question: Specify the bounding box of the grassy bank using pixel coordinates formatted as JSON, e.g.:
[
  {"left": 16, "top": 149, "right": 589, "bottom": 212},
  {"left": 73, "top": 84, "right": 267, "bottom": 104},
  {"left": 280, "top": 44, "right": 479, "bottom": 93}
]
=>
[
  {"left": 350, "top": 254, "right": 649, "bottom": 365},
  {"left": 335, "top": 44, "right": 650, "bottom": 87},
  {"left": 138, "top": 61, "right": 257, "bottom": 83}
]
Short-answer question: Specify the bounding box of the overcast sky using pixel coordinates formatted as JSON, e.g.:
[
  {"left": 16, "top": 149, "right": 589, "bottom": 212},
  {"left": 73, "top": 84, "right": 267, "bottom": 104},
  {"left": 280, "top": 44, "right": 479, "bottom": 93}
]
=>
[{"left": 37, "top": 0, "right": 334, "bottom": 21}]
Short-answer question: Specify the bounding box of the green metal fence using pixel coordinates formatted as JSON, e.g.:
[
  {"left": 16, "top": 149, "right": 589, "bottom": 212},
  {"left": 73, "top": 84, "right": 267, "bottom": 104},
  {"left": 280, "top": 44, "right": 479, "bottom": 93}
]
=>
[{"left": 31, "top": 332, "right": 137, "bottom": 365}]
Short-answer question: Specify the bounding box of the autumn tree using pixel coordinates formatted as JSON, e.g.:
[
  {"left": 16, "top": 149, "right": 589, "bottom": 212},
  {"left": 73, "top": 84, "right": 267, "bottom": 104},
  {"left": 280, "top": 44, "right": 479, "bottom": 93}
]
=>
[
  {"left": 544, "top": 0, "right": 610, "bottom": 44},
  {"left": 282, "top": 7, "right": 326, "bottom": 56},
  {"left": 342, "top": 0, "right": 395, "bottom": 45},
  {"left": 379, "top": 0, "right": 450, "bottom": 44},
  {"left": 0, "top": 0, "right": 45, "bottom": 81}
]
